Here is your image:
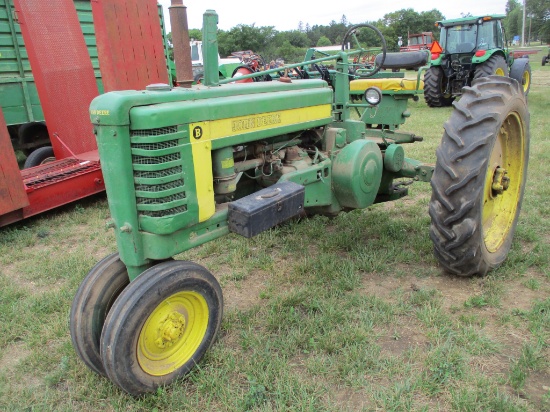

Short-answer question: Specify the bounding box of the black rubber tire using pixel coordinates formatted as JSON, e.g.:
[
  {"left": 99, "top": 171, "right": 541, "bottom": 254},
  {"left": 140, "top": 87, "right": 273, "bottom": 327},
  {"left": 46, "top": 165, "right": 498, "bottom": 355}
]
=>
[
  {"left": 429, "top": 76, "right": 529, "bottom": 276},
  {"left": 18, "top": 121, "right": 49, "bottom": 155},
  {"left": 193, "top": 72, "right": 203, "bottom": 84},
  {"left": 423, "top": 66, "right": 454, "bottom": 107},
  {"left": 542, "top": 55, "right": 548, "bottom": 66},
  {"left": 474, "top": 54, "right": 509, "bottom": 79},
  {"left": 100, "top": 260, "right": 223, "bottom": 396},
  {"left": 23, "top": 146, "right": 55, "bottom": 168},
  {"left": 342, "top": 24, "right": 386, "bottom": 78},
  {"left": 70, "top": 253, "right": 130, "bottom": 376},
  {"left": 509, "top": 58, "right": 531, "bottom": 96}
]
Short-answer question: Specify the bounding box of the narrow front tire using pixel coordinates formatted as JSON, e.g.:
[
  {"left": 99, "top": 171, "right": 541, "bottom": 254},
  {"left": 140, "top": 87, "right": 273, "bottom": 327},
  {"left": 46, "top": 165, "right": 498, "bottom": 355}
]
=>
[{"left": 100, "top": 260, "right": 223, "bottom": 396}]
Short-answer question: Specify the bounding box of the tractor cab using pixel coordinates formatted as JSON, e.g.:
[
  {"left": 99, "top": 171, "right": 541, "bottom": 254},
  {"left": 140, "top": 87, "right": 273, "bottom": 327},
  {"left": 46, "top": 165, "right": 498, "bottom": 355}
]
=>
[{"left": 438, "top": 16, "right": 505, "bottom": 55}]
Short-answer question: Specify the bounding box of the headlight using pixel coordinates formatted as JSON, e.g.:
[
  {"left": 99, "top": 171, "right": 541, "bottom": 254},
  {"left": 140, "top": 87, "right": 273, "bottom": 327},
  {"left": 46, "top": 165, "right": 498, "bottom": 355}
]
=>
[{"left": 364, "top": 87, "right": 382, "bottom": 106}]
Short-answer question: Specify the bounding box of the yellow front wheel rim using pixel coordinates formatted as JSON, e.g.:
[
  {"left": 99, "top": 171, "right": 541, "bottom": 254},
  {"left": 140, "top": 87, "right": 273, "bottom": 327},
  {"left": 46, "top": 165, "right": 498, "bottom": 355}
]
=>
[
  {"left": 482, "top": 112, "right": 525, "bottom": 253},
  {"left": 138, "top": 291, "right": 209, "bottom": 376}
]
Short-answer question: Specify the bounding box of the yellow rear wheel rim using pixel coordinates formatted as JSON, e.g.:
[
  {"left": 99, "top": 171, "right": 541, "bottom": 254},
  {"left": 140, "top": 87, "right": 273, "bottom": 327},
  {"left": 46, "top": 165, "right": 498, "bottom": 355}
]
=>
[
  {"left": 137, "top": 291, "right": 209, "bottom": 376},
  {"left": 522, "top": 70, "right": 530, "bottom": 92},
  {"left": 482, "top": 112, "right": 525, "bottom": 253},
  {"left": 495, "top": 67, "right": 505, "bottom": 76}
]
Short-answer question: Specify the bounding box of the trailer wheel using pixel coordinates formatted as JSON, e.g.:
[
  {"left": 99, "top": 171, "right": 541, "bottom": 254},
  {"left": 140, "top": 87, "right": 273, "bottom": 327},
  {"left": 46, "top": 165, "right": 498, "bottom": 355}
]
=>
[
  {"left": 423, "top": 66, "right": 454, "bottom": 107},
  {"left": 18, "top": 121, "right": 49, "bottom": 155},
  {"left": 100, "top": 260, "right": 223, "bottom": 396},
  {"left": 474, "top": 54, "right": 509, "bottom": 79},
  {"left": 509, "top": 58, "right": 531, "bottom": 95},
  {"left": 70, "top": 253, "right": 130, "bottom": 376},
  {"left": 429, "top": 76, "right": 529, "bottom": 276},
  {"left": 23, "top": 146, "right": 55, "bottom": 168}
]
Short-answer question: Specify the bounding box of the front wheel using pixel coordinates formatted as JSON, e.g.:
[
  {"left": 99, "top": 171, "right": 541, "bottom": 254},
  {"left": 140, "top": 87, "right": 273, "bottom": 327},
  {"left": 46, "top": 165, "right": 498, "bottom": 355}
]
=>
[
  {"left": 70, "top": 253, "right": 130, "bottom": 376},
  {"left": 100, "top": 260, "right": 223, "bottom": 396},
  {"left": 429, "top": 76, "right": 529, "bottom": 276}
]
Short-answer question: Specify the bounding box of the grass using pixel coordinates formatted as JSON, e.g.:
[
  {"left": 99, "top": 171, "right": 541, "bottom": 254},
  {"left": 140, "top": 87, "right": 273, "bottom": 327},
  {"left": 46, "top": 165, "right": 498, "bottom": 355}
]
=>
[{"left": 1, "top": 50, "right": 549, "bottom": 411}]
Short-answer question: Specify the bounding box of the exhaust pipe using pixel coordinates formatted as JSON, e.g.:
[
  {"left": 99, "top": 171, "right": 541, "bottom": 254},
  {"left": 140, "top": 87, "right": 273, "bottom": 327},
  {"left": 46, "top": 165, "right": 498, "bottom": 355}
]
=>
[{"left": 168, "top": 0, "right": 193, "bottom": 87}]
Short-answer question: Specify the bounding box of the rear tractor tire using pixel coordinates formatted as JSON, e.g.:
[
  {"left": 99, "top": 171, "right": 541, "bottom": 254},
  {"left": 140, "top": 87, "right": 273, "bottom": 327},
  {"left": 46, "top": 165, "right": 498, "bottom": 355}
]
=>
[
  {"left": 509, "top": 58, "right": 531, "bottom": 96},
  {"left": 423, "top": 66, "right": 454, "bottom": 107},
  {"left": 474, "top": 54, "right": 508, "bottom": 79},
  {"left": 100, "top": 260, "right": 223, "bottom": 396},
  {"left": 429, "top": 76, "right": 529, "bottom": 276}
]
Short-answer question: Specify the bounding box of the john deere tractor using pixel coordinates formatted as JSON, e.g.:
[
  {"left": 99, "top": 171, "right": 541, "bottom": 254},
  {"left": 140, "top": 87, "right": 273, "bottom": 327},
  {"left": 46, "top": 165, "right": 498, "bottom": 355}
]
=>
[
  {"left": 70, "top": 11, "right": 530, "bottom": 396},
  {"left": 424, "top": 14, "right": 532, "bottom": 107}
]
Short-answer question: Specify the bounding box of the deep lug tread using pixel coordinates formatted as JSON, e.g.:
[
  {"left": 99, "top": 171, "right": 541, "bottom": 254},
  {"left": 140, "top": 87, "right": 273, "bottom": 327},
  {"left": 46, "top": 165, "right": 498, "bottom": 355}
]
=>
[
  {"left": 473, "top": 54, "right": 508, "bottom": 79},
  {"left": 429, "top": 76, "right": 529, "bottom": 277},
  {"left": 423, "top": 66, "right": 454, "bottom": 107}
]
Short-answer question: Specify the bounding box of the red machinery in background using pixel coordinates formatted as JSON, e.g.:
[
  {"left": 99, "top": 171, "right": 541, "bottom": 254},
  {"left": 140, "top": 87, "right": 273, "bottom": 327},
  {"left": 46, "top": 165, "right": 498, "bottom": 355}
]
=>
[{"left": 0, "top": 0, "right": 170, "bottom": 228}]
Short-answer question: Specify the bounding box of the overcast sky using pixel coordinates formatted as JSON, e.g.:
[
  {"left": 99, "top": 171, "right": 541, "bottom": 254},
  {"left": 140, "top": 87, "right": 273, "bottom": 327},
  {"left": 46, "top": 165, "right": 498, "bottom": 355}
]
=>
[{"left": 158, "top": 0, "right": 507, "bottom": 32}]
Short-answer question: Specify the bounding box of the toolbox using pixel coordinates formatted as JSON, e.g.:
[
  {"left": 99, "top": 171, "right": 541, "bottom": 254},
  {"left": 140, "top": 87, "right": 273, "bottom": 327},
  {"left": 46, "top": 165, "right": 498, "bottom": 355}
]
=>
[{"left": 228, "top": 181, "right": 305, "bottom": 238}]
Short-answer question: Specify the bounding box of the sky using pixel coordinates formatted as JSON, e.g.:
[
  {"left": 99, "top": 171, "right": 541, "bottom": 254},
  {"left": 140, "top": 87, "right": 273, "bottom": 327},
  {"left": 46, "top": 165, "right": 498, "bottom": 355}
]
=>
[{"left": 158, "top": 0, "right": 507, "bottom": 33}]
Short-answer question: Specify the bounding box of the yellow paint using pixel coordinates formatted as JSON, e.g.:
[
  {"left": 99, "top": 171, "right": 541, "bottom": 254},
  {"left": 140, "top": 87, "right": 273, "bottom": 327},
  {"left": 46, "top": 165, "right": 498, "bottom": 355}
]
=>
[
  {"left": 221, "top": 158, "right": 234, "bottom": 169},
  {"left": 189, "top": 105, "right": 331, "bottom": 142},
  {"left": 90, "top": 109, "right": 110, "bottom": 116},
  {"left": 189, "top": 105, "right": 331, "bottom": 221},
  {"left": 350, "top": 78, "right": 424, "bottom": 92},
  {"left": 191, "top": 140, "right": 215, "bottom": 222},
  {"left": 137, "top": 291, "right": 209, "bottom": 376}
]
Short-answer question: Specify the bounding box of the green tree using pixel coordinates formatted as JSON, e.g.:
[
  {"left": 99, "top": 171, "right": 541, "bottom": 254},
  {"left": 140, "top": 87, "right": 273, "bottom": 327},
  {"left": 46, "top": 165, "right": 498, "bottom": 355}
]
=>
[
  {"left": 506, "top": 0, "right": 521, "bottom": 14},
  {"left": 217, "top": 24, "right": 276, "bottom": 57},
  {"left": 379, "top": 9, "right": 444, "bottom": 52},
  {"left": 504, "top": 7, "right": 523, "bottom": 40},
  {"left": 527, "top": 0, "right": 550, "bottom": 42},
  {"left": 188, "top": 29, "right": 202, "bottom": 41},
  {"left": 276, "top": 40, "right": 305, "bottom": 64},
  {"left": 316, "top": 36, "right": 332, "bottom": 47}
]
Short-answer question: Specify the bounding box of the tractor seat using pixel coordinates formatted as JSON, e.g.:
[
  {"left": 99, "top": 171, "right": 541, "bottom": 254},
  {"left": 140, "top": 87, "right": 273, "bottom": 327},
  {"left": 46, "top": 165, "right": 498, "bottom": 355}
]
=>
[
  {"left": 374, "top": 51, "right": 429, "bottom": 70},
  {"left": 349, "top": 78, "right": 423, "bottom": 93}
]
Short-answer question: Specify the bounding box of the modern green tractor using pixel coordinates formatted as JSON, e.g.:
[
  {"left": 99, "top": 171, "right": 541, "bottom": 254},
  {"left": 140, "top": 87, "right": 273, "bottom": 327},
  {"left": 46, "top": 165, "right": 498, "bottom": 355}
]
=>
[
  {"left": 70, "top": 11, "right": 530, "bottom": 396},
  {"left": 424, "top": 14, "right": 532, "bottom": 107}
]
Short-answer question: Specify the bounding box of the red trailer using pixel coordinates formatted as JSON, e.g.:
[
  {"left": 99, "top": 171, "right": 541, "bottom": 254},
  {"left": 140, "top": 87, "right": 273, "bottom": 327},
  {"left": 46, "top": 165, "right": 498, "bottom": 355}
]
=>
[{"left": 0, "top": 0, "right": 171, "bottom": 228}]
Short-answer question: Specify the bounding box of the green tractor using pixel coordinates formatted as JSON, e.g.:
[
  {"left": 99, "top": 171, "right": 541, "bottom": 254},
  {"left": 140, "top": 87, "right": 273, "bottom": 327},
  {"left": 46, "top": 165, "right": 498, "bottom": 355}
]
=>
[
  {"left": 70, "top": 12, "right": 530, "bottom": 396},
  {"left": 424, "top": 14, "right": 532, "bottom": 107}
]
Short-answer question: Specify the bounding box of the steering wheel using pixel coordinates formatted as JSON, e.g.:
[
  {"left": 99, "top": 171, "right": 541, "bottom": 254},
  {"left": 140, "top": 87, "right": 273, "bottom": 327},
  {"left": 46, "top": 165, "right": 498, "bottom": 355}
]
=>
[{"left": 341, "top": 24, "right": 387, "bottom": 78}]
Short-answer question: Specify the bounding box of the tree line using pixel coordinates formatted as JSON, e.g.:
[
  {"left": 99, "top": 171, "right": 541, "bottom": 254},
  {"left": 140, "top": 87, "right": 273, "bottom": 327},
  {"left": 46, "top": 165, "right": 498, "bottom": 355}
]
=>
[
  {"left": 185, "top": 9, "right": 444, "bottom": 64},
  {"left": 175, "top": 4, "right": 549, "bottom": 64}
]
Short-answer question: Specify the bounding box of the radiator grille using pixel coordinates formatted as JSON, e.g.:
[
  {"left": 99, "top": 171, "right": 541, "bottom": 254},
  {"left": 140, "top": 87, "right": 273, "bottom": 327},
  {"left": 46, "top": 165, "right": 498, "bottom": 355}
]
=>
[{"left": 130, "top": 126, "right": 187, "bottom": 219}]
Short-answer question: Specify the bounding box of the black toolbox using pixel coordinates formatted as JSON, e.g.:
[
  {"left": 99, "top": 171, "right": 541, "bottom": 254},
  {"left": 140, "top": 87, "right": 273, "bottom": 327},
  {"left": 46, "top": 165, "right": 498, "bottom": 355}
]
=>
[{"left": 228, "top": 181, "right": 305, "bottom": 238}]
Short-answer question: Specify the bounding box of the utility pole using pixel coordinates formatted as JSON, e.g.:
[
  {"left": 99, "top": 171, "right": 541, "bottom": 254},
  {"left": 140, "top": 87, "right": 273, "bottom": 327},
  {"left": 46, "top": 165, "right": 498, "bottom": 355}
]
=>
[{"left": 522, "top": 0, "right": 526, "bottom": 46}]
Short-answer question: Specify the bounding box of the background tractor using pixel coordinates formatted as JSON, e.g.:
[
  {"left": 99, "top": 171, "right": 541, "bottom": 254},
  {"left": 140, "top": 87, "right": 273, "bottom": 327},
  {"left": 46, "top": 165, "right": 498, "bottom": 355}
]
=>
[
  {"left": 424, "top": 15, "right": 532, "bottom": 107},
  {"left": 70, "top": 11, "right": 530, "bottom": 396}
]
